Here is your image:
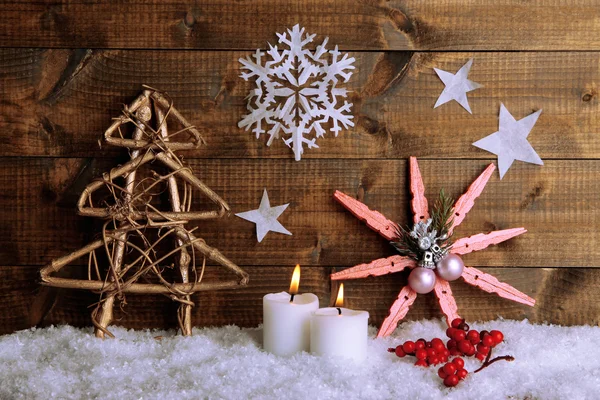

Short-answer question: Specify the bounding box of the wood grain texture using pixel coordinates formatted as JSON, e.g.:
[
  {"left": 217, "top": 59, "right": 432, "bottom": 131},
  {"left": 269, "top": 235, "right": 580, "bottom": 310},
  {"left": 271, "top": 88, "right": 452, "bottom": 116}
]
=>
[
  {"left": 1, "top": 49, "right": 598, "bottom": 159},
  {"left": 4, "top": 265, "right": 599, "bottom": 335},
  {"left": 1, "top": 0, "right": 599, "bottom": 333},
  {"left": 1, "top": 158, "right": 597, "bottom": 268},
  {"left": 1, "top": 1, "right": 599, "bottom": 50}
]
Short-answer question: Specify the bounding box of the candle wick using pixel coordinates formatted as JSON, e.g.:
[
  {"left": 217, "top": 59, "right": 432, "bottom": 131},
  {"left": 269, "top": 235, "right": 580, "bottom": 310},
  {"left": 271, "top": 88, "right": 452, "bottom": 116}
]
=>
[
  {"left": 336, "top": 307, "right": 342, "bottom": 315},
  {"left": 290, "top": 293, "right": 295, "bottom": 303}
]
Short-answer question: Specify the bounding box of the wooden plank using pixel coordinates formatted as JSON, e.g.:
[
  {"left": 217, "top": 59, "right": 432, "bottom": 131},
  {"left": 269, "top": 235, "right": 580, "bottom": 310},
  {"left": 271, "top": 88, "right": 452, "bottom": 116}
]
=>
[
  {"left": 1, "top": 49, "right": 598, "bottom": 159},
  {"left": 3, "top": 265, "right": 598, "bottom": 334},
  {"left": 341, "top": 267, "right": 600, "bottom": 328},
  {"left": 1, "top": 1, "right": 599, "bottom": 50},
  {"left": 1, "top": 158, "right": 598, "bottom": 268}
]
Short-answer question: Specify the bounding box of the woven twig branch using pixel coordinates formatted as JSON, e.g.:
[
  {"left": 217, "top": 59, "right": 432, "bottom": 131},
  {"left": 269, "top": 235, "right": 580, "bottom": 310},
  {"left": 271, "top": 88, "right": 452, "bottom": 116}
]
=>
[{"left": 40, "top": 87, "right": 248, "bottom": 338}]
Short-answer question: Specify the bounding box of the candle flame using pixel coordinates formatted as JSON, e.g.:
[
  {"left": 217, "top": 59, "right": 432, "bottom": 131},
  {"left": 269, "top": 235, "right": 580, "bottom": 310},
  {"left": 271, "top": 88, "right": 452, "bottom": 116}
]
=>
[
  {"left": 335, "top": 283, "right": 344, "bottom": 307},
  {"left": 289, "top": 264, "right": 300, "bottom": 295}
]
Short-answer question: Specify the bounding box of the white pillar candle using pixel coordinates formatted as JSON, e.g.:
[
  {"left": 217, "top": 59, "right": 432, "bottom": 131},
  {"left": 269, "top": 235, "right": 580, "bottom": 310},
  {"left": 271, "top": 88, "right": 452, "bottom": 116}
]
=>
[
  {"left": 263, "top": 291, "right": 319, "bottom": 356},
  {"left": 310, "top": 284, "right": 369, "bottom": 361},
  {"left": 310, "top": 307, "right": 369, "bottom": 361}
]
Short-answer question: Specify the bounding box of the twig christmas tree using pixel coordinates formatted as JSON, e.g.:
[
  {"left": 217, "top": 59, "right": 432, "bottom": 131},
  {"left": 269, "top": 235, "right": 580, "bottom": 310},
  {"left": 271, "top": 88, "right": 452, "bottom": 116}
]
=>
[{"left": 41, "top": 87, "right": 249, "bottom": 338}]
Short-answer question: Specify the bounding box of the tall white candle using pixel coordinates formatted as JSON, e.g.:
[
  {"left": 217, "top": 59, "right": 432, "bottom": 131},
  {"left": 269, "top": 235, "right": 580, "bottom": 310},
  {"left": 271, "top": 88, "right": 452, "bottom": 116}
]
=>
[
  {"left": 263, "top": 292, "right": 319, "bottom": 356},
  {"left": 262, "top": 265, "right": 319, "bottom": 356},
  {"left": 310, "top": 284, "right": 369, "bottom": 361}
]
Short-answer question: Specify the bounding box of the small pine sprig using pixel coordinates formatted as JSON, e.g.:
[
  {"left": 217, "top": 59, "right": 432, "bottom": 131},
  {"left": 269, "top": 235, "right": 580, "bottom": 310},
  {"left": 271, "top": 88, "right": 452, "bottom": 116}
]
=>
[
  {"left": 431, "top": 189, "right": 455, "bottom": 248},
  {"left": 390, "top": 225, "right": 421, "bottom": 260},
  {"left": 390, "top": 190, "right": 455, "bottom": 261}
]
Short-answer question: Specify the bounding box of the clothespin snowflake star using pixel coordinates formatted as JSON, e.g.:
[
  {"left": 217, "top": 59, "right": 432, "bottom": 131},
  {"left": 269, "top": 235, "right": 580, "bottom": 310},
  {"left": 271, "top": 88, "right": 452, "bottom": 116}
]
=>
[
  {"left": 238, "top": 24, "right": 355, "bottom": 161},
  {"left": 332, "top": 157, "right": 535, "bottom": 337}
]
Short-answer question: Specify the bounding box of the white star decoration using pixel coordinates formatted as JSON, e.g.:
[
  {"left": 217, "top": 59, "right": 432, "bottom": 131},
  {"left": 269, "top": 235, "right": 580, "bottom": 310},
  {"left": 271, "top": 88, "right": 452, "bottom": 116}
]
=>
[
  {"left": 473, "top": 103, "right": 543, "bottom": 179},
  {"left": 236, "top": 190, "right": 292, "bottom": 242},
  {"left": 434, "top": 58, "right": 482, "bottom": 114}
]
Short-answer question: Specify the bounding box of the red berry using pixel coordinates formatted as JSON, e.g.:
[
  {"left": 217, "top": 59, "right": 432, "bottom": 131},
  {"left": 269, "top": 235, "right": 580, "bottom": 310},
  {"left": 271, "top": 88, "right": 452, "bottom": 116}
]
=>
[
  {"left": 479, "top": 330, "right": 490, "bottom": 340},
  {"left": 426, "top": 348, "right": 437, "bottom": 358},
  {"left": 402, "top": 341, "right": 416, "bottom": 354},
  {"left": 491, "top": 330, "right": 504, "bottom": 345},
  {"left": 432, "top": 341, "right": 445, "bottom": 353},
  {"left": 451, "top": 318, "right": 463, "bottom": 329},
  {"left": 440, "top": 354, "right": 449, "bottom": 363},
  {"left": 446, "top": 327, "right": 456, "bottom": 338},
  {"left": 467, "top": 330, "right": 480, "bottom": 343},
  {"left": 429, "top": 356, "right": 440, "bottom": 365},
  {"left": 457, "top": 340, "right": 472, "bottom": 354},
  {"left": 456, "top": 368, "right": 468, "bottom": 380},
  {"left": 458, "top": 322, "right": 469, "bottom": 332},
  {"left": 447, "top": 339, "right": 457, "bottom": 349},
  {"left": 415, "top": 349, "right": 427, "bottom": 360},
  {"left": 415, "top": 341, "right": 425, "bottom": 351},
  {"left": 394, "top": 346, "right": 406, "bottom": 357},
  {"left": 438, "top": 367, "right": 448, "bottom": 379},
  {"left": 444, "top": 375, "right": 459, "bottom": 387},
  {"left": 453, "top": 330, "right": 466, "bottom": 342},
  {"left": 426, "top": 341, "right": 432, "bottom": 348},
  {"left": 476, "top": 344, "right": 490, "bottom": 355},
  {"left": 451, "top": 357, "right": 465, "bottom": 369},
  {"left": 450, "top": 349, "right": 462, "bottom": 356},
  {"left": 464, "top": 345, "right": 476, "bottom": 357},
  {"left": 475, "top": 352, "right": 486, "bottom": 361},
  {"left": 482, "top": 335, "right": 494, "bottom": 347},
  {"left": 441, "top": 349, "right": 450, "bottom": 358},
  {"left": 415, "top": 360, "right": 428, "bottom": 367},
  {"left": 443, "top": 363, "right": 457, "bottom": 375}
]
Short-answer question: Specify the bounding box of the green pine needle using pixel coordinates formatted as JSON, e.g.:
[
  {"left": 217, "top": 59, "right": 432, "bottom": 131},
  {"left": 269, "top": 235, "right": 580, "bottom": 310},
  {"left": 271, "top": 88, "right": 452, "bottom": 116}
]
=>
[
  {"left": 390, "top": 190, "right": 455, "bottom": 261},
  {"left": 431, "top": 189, "right": 455, "bottom": 242}
]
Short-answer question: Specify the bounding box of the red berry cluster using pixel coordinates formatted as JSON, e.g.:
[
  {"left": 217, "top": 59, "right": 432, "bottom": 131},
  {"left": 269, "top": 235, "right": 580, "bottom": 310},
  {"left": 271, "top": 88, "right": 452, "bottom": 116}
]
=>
[
  {"left": 437, "top": 357, "right": 468, "bottom": 388},
  {"left": 445, "top": 318, "right": 504, "bottom": 362},
  {"left": 388, "top": 318, "right": 509, "bottom": 388},
  {"left": 389, "top": 337, "right": 451, "bottom": 367}
]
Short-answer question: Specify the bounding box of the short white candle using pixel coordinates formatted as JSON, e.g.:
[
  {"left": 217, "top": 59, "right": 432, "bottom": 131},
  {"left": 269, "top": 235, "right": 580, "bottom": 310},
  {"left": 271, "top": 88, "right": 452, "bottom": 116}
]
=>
[
  {"left": 263, "top": 292, "right": 319, "bottom": 356},
  {"left": 262, "top": 265, "right": 319, "bottom": 356},
  {"left": 310, "top": 284, "right": 369, "bottom": 361}
]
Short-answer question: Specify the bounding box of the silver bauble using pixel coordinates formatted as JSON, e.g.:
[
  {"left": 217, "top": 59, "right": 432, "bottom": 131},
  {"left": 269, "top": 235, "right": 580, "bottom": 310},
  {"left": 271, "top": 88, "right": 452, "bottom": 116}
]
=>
[
  {"left": 435, "top": 253, "right": 465, "bottom": 281},
  {"left": 408, "top": 267, "right": 436, "bottom": 294}
]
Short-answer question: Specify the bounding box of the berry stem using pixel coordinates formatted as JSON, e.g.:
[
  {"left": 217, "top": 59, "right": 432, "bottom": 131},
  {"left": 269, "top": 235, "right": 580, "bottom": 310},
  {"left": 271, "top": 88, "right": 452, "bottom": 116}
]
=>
[{"left": 474, "top": 348, "right": 514, "bottom": 373}]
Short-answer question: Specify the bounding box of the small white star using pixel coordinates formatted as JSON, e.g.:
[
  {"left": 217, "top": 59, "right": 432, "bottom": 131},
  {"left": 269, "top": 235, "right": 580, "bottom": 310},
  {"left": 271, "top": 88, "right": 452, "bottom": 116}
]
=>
[
  {"left": 434, "top": 58, "right": 482, "bottom": 114},
  {"left": 236, "top": 189, "right": 292, "bottom": 242},
  {"left": 473, "top": 103, "right": 543, "bottom": 179}
]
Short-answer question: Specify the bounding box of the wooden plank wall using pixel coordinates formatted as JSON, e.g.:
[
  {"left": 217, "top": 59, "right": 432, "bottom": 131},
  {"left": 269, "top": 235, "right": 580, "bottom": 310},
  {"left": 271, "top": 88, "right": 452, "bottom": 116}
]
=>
[{"left": 1, "top": 0, "right": 600, "bottom": 334}]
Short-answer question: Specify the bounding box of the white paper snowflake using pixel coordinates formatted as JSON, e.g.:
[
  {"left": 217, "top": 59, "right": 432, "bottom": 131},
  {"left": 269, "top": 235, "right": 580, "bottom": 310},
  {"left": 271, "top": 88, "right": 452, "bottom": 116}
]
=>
[{"left": 238, "top": 24, "right": 355, "bottom": 161}]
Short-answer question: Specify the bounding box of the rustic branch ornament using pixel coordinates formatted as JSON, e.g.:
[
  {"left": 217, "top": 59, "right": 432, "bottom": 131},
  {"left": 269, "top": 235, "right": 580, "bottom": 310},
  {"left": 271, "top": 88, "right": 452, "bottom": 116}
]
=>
[
  {"left": 331, "top": 157, "right": 535, "bottom": 337},
  {"left": 40, "top": 87, "right": 249, "bottom": 338}
]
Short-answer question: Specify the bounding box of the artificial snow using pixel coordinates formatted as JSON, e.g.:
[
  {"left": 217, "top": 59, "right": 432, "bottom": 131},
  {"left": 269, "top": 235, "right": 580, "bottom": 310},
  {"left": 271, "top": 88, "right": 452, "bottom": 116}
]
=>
[{"left": 1, "top": 319, "right": 599, "bottom": 399}]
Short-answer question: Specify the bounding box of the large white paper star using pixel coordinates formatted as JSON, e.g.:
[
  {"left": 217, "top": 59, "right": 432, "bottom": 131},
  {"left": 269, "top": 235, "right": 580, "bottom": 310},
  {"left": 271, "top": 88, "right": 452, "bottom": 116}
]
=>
[
  {"left": 434, "top": 58, "right": 482, "bottom": 114},
  {"left": 236, "top": 189, "right": 292, "bottom": 242},
  {"left": 473, "top": 103, "right": 543, "bottom": 179}
]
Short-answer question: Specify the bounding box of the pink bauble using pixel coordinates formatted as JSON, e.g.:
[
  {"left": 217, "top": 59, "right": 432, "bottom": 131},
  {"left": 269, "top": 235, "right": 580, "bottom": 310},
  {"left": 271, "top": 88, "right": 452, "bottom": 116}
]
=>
[
  {"left": 435, "top": 253, "right": 465, "bottom": 281},
  {"left": 408, "top": 267, "right": 436, "bottom": 294}
]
